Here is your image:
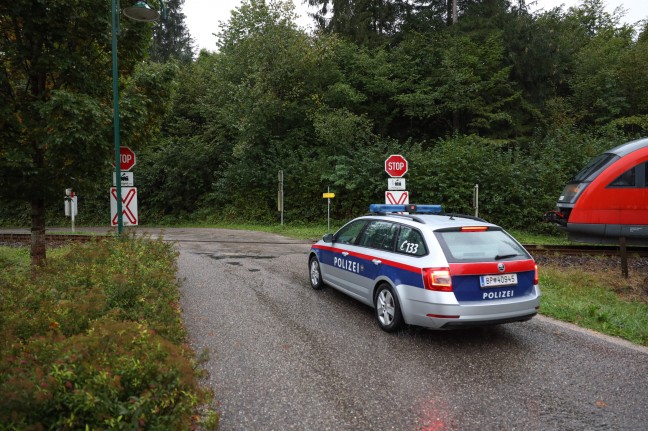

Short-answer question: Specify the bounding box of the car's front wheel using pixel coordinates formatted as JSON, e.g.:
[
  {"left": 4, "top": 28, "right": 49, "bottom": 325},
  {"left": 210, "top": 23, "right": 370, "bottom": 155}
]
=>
[
  {"left": 309, "top": 256, "right": 324, "bottom": 290},
  {"left": 374, "top": 283, "right": 404, "bottom": 332}
]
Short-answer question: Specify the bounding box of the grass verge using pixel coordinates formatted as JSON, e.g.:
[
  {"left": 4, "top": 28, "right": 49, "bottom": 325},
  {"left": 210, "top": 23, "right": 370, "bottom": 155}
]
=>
[
  {"left": 0, "top": 237, "right": 218, "bottom": 430},
  {"left": 539, "top": 263, "right": 648, "bottom": 346}
]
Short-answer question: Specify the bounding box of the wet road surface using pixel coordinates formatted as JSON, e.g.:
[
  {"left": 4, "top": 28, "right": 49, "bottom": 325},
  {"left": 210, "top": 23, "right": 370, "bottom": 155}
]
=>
[{"left": 168, "top": 228, "right": 648, "bottom": 431}]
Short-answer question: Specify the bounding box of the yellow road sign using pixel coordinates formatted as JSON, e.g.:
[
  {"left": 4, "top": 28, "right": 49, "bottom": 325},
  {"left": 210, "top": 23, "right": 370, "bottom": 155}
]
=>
[{"left": 323, "top": 192, "right": 335, "bottom": 199}]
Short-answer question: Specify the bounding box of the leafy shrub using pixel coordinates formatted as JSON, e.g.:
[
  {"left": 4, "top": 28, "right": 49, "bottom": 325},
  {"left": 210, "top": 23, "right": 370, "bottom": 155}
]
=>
[
  {"left": 1, "top": 319, "right": 200, "bottom": 430},
  {"left": 6, "top": 126, "right": 629, "bottom": 232},
  {"left": 0, "top": 238, "right": 217, "bottom": 430}
]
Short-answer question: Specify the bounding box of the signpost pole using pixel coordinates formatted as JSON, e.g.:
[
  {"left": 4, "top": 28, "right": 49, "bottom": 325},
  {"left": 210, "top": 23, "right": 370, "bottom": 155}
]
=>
[
  {"left": 620, "top": 236, "right": 629, "bottom": 279},
  {"left": 474, "top": 184, "right": 479, "bottom": 217},
  {"left": 322, "top": 190, "right": 336, "bottom": 233},
  {"left": 111, "top": 1, "right": 162, "bottom": 235},
  {"left": 278, "top": 170, "right": 284, "bottom": 225},
  {"left": 327, "top": 187, "right": 331, "bottom": 232},
  {"left": 112, "top": 0, "right": 123, "bottom": 236},
  {"left": 71, "top": 192, "right": 76, "bottom": 233}
]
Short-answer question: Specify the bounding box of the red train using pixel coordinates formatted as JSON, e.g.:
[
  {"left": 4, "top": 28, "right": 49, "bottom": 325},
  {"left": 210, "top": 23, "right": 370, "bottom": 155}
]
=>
[{"left": 545, "top": 138, "right": 648, "bottom": 245}]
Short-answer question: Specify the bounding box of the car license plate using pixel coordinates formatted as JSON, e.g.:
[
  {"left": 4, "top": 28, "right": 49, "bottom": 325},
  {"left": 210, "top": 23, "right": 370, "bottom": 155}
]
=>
[{"left": 480, "top": 273, "right": 517, "bottom": 288}]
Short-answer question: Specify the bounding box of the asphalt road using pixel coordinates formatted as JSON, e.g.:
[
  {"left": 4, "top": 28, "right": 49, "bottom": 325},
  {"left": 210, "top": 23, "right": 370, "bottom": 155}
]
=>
[
  {"left": 7, "top": 227, "right": 645, "bottom": 430},
  {"left": 154, "top": 228, "right": 648, "bottom": 431}
]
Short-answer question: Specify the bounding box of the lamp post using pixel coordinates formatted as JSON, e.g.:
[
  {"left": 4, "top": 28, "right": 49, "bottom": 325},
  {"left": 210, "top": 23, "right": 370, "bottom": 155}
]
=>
[{"left": 112, "top": 1, "right": 163, "bottom": 235}]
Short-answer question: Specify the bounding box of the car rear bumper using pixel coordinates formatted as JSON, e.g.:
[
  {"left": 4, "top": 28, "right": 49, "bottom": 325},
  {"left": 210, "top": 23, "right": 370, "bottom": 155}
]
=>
[{"left": 397, "top": 285, "right": 541, "bottom": 330}]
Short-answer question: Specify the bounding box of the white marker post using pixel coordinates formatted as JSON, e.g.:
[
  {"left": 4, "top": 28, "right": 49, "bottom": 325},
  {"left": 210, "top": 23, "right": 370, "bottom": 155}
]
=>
[
  {"left": 64, "top": 188, "right": 77, "bottom": 232},
  {"left": 278, "top": 170, "right": 284, "bottom": 226}
]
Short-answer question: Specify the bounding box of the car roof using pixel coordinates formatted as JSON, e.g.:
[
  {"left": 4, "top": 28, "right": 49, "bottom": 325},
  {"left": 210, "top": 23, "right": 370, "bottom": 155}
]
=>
[{"left": 359, "top": 213, "right": 497, "bottom": 230}]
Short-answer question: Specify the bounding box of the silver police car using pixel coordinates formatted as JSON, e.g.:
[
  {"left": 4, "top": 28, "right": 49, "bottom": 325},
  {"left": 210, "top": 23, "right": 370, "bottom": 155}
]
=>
[{"left": 308, "top": 204, "right": 540, "bottom": 332}]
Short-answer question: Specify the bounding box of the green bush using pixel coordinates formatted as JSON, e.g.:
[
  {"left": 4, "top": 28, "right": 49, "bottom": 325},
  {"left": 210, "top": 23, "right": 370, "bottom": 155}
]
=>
[
  {"left": 1, "top": 319, "right": 201, "bottom": 430},
  {"left": 2, "top": 127, "right": 629, "bottom": 232},
  {"left": 0, "top": 238, "right": 217, "bottom": 430}
]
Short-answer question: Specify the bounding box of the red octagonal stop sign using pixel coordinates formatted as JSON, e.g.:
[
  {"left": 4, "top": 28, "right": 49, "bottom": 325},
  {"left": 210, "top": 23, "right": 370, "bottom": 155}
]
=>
[
  {"left": 385, "top": 154, "right": 408, "bottom": 178},
  {"left": 120, "top": 146, "right": 136, "bottom": 171}
]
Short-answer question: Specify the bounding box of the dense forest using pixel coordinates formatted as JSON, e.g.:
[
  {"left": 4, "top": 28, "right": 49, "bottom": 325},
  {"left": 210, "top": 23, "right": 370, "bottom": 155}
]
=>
[{"left": 2, "top": 0, "right": 648, "bottom": 238}]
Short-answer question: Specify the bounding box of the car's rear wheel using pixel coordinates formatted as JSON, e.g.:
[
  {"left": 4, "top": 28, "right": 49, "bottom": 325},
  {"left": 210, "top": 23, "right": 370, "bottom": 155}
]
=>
[
  {"left": 374, "top": 283, "right": 404, "bottom": 332},
  {"left": 309, "top": 256, "right": 324, "bottom": 290}
]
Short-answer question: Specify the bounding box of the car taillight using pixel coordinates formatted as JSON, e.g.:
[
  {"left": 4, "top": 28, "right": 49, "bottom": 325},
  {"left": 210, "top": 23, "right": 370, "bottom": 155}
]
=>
[
  {"left": 422, "top": 268, "right": 453, "bottom": 291},
  {"left": 534, "top": 264, "right": 539, "bottom": 285}
]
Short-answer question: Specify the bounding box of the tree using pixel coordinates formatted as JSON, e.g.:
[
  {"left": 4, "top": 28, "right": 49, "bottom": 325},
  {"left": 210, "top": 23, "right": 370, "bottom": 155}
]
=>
[
  {"left": 560, "top": 0, "right": 634, "bottom": 126},
  {"left": 137, "top": 53, "right": 218, "bottom": 218},
  {"left": 614, "top": 24, "right": 648, "bottom": 135},
  {"left": 393, "top": 29, "right": 520, "bottom": 138},
  {"left": 0, "top": 1, "right": 161, "bottom": 267},
  {"left": 399, "top": 1, "right": 450, "bottom": 33},
  {"left": 151, "top": 0, "right": 195, "bottom": 62},
  {"left": 306, "top": 0, "right": 409, "bottom": 46}
]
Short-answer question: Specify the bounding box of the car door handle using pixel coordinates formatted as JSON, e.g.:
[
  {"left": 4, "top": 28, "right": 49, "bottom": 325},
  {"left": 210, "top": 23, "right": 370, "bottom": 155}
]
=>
[
  {"left": 342, "top": 252, "right": 349, "bottom": 257},
  {"left": 372, "top": 259, "right": 382, "bottom": 265}
]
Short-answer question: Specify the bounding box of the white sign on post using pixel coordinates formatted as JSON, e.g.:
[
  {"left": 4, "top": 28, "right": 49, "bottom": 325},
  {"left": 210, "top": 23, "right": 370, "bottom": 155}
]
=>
[
  {"left": 110, "top": 187, "right": 138, "bottom": 226},
  {"left": 64, "top": 189, "right": 77, "bottom": 232},
  {"left": 388, "top": 178, "right": 406, "bottom": 190},
  {"left": 64, "top": 196, "right": 78, "bottom": 217},
  {"left": 113, "top": 171, "right": 134, "bottom": 187},
  {"left": 385, "top": 190, "right": 409, "bottom": 205}
]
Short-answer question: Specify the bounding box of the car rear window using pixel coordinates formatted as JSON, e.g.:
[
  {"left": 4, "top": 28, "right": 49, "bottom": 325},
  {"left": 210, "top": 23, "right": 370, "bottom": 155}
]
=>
[{"left": 434, "top": 228, "right": 530, "bottom": 263}]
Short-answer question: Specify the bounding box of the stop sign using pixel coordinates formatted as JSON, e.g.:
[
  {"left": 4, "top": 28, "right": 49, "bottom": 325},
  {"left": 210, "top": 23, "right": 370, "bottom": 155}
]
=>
[
  {"left": 120, "top": 146, "right": 136, "bottom": 171},
  {"left": 385, "top": 154, "right": 408, "bottom": 178}
]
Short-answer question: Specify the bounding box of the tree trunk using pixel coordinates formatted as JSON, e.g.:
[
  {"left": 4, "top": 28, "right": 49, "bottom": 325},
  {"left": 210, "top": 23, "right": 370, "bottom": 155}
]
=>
[{"left": 31, "top": 197, "right": 46, "bottom": 269}]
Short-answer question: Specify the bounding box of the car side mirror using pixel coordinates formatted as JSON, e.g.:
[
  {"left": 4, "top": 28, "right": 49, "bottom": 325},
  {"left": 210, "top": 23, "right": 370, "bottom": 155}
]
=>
[{"left": 322, "top": 233, "right": 334, "bottom": 243}]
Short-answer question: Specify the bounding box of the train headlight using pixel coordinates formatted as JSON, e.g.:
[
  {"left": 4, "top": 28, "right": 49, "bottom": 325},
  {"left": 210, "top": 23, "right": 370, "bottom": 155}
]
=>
[{"left": 559, "top": 182, "right": 588, "bottom": 203}]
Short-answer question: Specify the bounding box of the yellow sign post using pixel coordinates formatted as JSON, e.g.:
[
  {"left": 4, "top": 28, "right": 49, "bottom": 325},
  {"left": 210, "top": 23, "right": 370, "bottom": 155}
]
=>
[{"left": 323, "top": 190, "right": 335, "bottom": 232}]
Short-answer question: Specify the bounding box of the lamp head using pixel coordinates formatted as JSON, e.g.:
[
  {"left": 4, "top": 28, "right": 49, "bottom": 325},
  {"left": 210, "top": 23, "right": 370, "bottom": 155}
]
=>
[{"left": 123, "top": 1, "right": 160, "bottom": 22}]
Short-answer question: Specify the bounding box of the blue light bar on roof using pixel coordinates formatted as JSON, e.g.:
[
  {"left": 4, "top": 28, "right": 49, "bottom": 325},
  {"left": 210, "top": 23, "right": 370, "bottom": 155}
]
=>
[{"left": 369, "top": 204, "right": 443, "bottom": 214}]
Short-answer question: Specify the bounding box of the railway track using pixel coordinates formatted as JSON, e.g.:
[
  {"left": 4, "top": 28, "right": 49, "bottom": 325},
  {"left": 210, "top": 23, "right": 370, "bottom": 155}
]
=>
[
  {"left": 2, "top": 233, "right": 647, "bottom": 257},
  {"left": 523, "top": 244, "right": 648, "bottom": 258},
  {"left": 0, "top": 233, "right": 108, "bottom": 244}
]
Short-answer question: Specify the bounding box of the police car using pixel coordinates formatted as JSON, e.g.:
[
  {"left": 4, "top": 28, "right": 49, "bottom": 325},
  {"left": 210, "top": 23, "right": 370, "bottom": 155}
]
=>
[{"left": 308, "top": 204, "right": 540, "bottom": 332}]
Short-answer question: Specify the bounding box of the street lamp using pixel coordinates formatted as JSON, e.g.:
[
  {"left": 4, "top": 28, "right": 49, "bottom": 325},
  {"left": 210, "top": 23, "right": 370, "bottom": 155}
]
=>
[
  {"left": 112, "top": 1, "right": 164, "bottom": 235},
  {"left": 124, "top": 1, "right": 161, "bottom": 21}
]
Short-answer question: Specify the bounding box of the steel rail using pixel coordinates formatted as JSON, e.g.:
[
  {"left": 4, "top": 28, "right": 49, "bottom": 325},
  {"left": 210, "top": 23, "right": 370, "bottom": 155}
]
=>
[
  {"left": 523, "top": 244, "right": 648, "bottom": 258},
  {"left": 0, "top": 233, "right": 309, "bottom": 245},
  {"left": 1, "top": 234, "right": 646, "bottom": 256}
]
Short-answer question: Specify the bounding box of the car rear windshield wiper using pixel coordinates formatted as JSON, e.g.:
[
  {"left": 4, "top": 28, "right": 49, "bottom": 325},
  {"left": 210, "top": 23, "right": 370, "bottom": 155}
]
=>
[{"left": 494, "top": 253, "right": 521, "bottom": 260}]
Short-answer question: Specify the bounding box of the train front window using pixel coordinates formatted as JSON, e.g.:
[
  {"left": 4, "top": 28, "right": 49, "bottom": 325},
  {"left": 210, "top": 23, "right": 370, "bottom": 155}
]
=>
[
  {"left": 573, "top": 153, "right": 618, "bottom": 182},
  {"left": 608, "top": 162, "right": 647, "bottom": 188},
  {"left": 609, "top": 167, "right": 636, "bottom": 187}
]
